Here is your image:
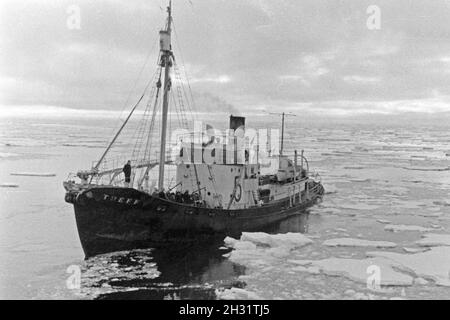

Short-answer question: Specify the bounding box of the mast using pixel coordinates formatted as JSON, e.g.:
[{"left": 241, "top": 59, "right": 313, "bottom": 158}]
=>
[
  {"left": 158, "top": 1, "right": 173, "bottom": 190},
  {"left": 268, "top": 112, "right": 295, "bottom": 156},
  {"left": 280, "top": 112, "right": 285, "bottom": 156}
]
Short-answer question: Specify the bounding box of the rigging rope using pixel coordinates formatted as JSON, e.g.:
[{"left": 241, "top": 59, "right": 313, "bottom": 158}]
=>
[
  {"left": 173, "top": 22, "right": 197, "bottom": 118},
  {"left": 105, "top": 37, "right": 159, "bottom": 147}
]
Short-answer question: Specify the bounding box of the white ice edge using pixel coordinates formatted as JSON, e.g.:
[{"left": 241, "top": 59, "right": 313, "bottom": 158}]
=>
[
  {"left": 0, "top": 183, "right": 19, "bottom": 188},
  {"left": 384, "top": 224, "right": 435, "bottom": 233},
  {"left": 323, "top": 238, "right": 397, "bottom": 248},
  {"left": 10, "top": 172, "right": 56, "bottom": 177},
  {"left": 416, "top": 233, "right": 450, "bottom": 247},
  {"left": 224, "top": 232, "right": 450, "bottom": 289}
]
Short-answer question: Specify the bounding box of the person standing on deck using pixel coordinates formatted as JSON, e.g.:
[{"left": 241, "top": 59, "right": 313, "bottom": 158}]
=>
[{"left": 123, "top": 160, "right": 132, "bottom": 188}]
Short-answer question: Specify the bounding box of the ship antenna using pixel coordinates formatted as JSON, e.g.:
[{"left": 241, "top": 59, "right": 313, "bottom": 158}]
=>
[
  {"left": 158, "top": 0, "right": 174, "bottom": 190},
  {"left": 267, "top": 111, "right": 297, "bottom": 156}
]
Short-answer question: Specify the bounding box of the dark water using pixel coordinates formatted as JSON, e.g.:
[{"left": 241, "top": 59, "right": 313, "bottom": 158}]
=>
[{"left": 83, "top": 214, "right": 308, "bottom": 300}]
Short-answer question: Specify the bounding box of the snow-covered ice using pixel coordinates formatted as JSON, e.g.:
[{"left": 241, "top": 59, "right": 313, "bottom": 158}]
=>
[
  {"left": 416, "top": 233, "right": 450, "bottom": 247},
  {"left": 324, "top": 184, "right": 338, "bottom": 194},
  {"left": 368, "top": 247, "right": 450, "bottom": 286},
  {"left": 0, "top": 183, "right": 19, "bottom": 188},
  {"left": 224, "top": 233, "right": 314, "bottom": 269},
  {"left": 323, "top": 238, "right": 397, "bottom": 248},
  {"left": 216, "top": 287, "right": 263, "bottom": 300},
  {"left": 403, "top": 247, "right": 429, "bottom": 254},
  {"left": 339, "top": 203, "right": 380, "bottom": 211},
  {"left": 10, "top": 172, "right": 56, "bottom": 177},
  {"left": 289, "top": 257, "right": 413, "bottom": 286},
  {"left": 384, "top": 224, "right": 434, "bottom": 233},
  {"left": 237, "top": 232, "right": 313, "bottom": 249}
]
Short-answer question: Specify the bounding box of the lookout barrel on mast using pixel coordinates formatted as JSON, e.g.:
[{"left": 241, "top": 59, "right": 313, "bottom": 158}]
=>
[{"left": 158, "top": 2, "right": 173, "bottom": 191}]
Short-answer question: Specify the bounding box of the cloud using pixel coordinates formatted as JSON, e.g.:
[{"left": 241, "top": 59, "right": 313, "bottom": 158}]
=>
[
  {"left": 191, "top": 75, "right": 232, "bottom": 84},
  {"left": 1, "top": 0, "right": 450, "bottom": 115}
]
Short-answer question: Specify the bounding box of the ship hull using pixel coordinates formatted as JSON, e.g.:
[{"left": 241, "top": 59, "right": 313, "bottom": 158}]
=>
[{"left": 68, "top": 185, "right": 324, "bottom": 257}]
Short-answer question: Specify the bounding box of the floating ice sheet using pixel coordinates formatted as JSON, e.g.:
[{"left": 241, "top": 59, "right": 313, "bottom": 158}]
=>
[
  {"left": 290, "top": 257, "right": 413, "bottom": 286},
  {"left": 339, "top": 203, "right": 380, "bottom": 211},
  {"left": 239, "top": 232, "right": 314, "bottom": 249},
  {"left": 0, "top": 183, "right": 19, "bottom": 188},
  {"left": 403, "top": 166, "right": 450, "bottom": 172},
  {"left": 323, "top": 238, "right": 397, "bottom": 248},
  {"left": 324, "top": 184, "right": 338, "bottom": 194},
  {"left": 10, "top": 172, "right": 56, "bottom": 177},
  {"left": 384, "top": 224, "right": 435, "bottom": 233},
  {"left": 416, "top": 234, "right": 450, "bottom": 247},
  {"left": 224, "top": 233, "right": 313, "bottom": 269},
  {"left": 367, "top": 247, "right": 450, "bottom": 286},
  {"left": 215, "top": 287, "right": 263, "bottom": 300},
  {"left": 403, "top": 247, "right": 429, "bottom": 254}
]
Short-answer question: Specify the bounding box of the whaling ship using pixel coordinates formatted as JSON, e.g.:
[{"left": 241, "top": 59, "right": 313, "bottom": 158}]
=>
[{"left": 64, "top": 1, "right": 324, "bottom": 258}]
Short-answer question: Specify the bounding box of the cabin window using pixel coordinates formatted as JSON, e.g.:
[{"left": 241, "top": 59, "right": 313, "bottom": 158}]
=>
[
  {"left": 207, "top": 192, "right": 211, "bottom": 196},
  {"left": 231, "top": 168, "right": 233, "bottom": 172}
]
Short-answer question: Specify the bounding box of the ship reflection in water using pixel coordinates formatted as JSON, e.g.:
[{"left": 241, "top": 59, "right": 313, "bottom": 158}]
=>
[{"left": 81, "top": 213, "right": 309, "bottom": 300}]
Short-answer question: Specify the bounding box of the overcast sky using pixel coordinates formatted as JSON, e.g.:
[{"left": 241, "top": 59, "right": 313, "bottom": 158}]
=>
[{"left": 1, "top": 0, "right": 450, "bottom": 116}]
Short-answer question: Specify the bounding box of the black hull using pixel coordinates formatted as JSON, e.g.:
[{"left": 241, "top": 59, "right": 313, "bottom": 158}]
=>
[{"left": 68, "top": 185, "right": 324, "bottom": 257}]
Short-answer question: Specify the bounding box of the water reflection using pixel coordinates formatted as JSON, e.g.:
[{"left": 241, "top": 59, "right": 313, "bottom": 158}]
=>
[{"left": 86, "top": 213, "right": 309, "bottom": 300}]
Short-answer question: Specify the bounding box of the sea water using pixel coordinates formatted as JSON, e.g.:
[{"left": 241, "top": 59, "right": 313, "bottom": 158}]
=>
[{"left": 0, "top": 111, "right": 449, "bottom": 300}]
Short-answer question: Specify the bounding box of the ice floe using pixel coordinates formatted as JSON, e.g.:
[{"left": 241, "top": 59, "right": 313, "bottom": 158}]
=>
[
  {"left": 386, "top": 186, "right": 408, "bottom": 196},
  {"left": 10, "top": 172, "right": 56, "bottom": 177},
  {"left": 349, "top": 178, "right": 371, "bottom": 183},
  {"left": 0, "top": 152, "right": 18, "bottom": 158},
  {"left": 216, "top": 287, "right": 262, "bottom": 300},
  {"left": 339, "top": 203, "right": 380, "bottom": 211},
  {"left": 376, "top": 219, "right": 391, "bottom": 225},
  {"left": 367, "top": 247, "right": 450, "bottom": 286},
  {"left": 324, "top": 184, "right": 338, "bottom": 194},
  {"left": 402, "top": 247, "right": 429, "bottom": 254},
  {"left": 403, "top": 166, "right": 450, "bottom": 172},
  {"left": 290, "top": 257, "right": 413, "bottom": 286},
  {"left": 323, "top": 238, "right": 397, "bottom": 248},
  {"left": 384, "top": 224, "right": 434, "bottom": 233},
  {"left": 232, "top": 232, "right": 314, "bottom": 249},
  {"left": 433, "top": 200, "right": 450, "bottom": 207},
  {"left": 79, "top": 249, "right": 161, "bottom": 298},
  {"left": 224, "top": 233, "right": 313, "bottom": 268},
  {"left": 416, "top": 233, "right": 450, "bottom": 247},
  {"left": 0, "top": 183, "right": 19, "bottom": 188}
]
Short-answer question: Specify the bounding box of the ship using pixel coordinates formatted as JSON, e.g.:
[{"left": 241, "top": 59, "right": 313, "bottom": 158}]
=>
[{"left": 63, "top": 1, "right": 325, "bottom": 258}]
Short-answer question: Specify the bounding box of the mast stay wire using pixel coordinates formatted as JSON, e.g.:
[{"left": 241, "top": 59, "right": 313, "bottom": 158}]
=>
[
  {"left": 142, "top": 68, "right": 164, "bottom": 163},
  {"left": 105, "top": 36, "right": 159, "bottom": 147},
  {"left": 130, "top": 69, "right": 161, "bottom": 165},
  {"left": 172, "top": 21, "right": 197, "bottom": 118}
]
